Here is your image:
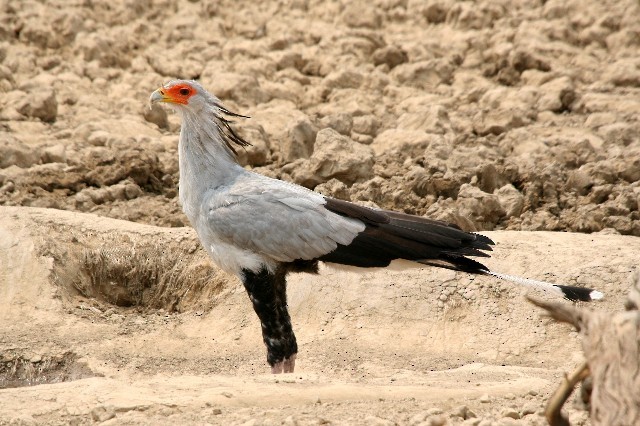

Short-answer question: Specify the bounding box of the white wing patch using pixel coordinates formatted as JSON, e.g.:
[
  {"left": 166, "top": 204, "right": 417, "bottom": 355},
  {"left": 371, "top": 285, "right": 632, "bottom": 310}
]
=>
[{"left": 202, "top": 173, "right": 365, "bottom": 276}]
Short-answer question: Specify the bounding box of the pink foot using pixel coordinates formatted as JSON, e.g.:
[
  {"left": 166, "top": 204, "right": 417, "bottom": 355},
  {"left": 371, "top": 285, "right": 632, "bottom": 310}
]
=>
[{"left": 271, "top": 354, "right": 296, "bottom": 374}]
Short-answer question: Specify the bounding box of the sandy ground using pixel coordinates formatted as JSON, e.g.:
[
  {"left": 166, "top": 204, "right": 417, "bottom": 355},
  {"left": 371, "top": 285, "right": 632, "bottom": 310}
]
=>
[
  {"left": 1, "top": 0, "right": 640, "bottom": 424},
  {"left": 1, "top": 206, "right": 639, "bottom": 425}
]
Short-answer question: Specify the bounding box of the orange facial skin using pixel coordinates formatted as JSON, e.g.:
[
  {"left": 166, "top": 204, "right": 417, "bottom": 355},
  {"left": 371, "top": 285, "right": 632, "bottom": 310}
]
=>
[{"left": 159, "top": 83, "right": 197, "bottom": 105}]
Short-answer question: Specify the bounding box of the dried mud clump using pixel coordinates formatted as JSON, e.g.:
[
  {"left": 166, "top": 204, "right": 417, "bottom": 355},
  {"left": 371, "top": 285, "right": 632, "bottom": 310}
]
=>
[{"left": 0, "top": 0, "right": 639, "bottom": 237}]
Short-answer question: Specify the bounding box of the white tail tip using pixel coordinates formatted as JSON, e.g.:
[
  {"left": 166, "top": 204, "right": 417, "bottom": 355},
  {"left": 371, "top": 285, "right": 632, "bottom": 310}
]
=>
[{"left": 484, "top": 270, "right": 604, "bottom": 302}]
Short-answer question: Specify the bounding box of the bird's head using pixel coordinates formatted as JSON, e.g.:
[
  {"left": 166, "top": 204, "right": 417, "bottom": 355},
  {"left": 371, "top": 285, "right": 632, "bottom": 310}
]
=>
[
  {"left": 149, "top": 80, "right": 252, "bottom": 155},
  {"left": 149, "top": 80, "right": 210, "bottom": 113}
]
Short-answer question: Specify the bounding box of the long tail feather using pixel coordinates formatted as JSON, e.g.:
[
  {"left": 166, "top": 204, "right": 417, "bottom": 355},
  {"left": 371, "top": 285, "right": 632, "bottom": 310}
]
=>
[{"left": 483, "top": 270, "right": 604, "bottom": 302}]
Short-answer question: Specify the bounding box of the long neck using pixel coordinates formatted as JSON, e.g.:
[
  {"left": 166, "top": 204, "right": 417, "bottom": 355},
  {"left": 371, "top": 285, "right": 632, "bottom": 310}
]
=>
[{"left": 177, "top": 109, "right": 244, "bottom": 218}]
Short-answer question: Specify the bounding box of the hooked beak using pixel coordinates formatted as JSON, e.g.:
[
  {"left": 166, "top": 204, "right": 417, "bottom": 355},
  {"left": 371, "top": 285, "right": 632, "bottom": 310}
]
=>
[{"left": 149, "top": 88, "right": 171, "bottom": 107}]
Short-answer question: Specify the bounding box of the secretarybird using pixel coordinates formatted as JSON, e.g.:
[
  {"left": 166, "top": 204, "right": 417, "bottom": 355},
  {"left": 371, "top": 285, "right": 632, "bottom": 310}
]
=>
[{"left": 150, "top": 80, "right": 603, "bottom": 374}]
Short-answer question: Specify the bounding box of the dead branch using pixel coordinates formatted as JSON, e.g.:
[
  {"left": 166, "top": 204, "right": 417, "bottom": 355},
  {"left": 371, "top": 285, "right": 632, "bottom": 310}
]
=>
[
  {"left": 529, "top": 272, "right": 640, "bottom": 426},
  {"left": 545, "top": 362, "right": 590, "bottom": 426},
  {"left": 526, "top": 296, "right": 584, "bottom": 330}
]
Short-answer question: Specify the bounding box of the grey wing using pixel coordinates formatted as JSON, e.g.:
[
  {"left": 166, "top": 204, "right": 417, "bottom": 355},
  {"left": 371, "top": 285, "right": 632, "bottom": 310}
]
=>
[{"left": 206, "top": 183, "right": 365, "bottom": 263}]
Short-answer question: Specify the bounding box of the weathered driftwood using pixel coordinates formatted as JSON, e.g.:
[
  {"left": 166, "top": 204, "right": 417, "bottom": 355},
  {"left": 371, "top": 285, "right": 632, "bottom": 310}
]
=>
[{"left": 528, "top": 273, "right": 640, "bottom": 426}]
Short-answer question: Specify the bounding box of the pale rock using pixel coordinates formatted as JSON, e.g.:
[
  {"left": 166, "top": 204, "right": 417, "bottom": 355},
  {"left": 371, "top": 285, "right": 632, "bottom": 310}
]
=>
[
  {"left": 409, "top": 411, "right": 429, "bottom": 425},
  {"left": 282, "top": 414, "right": 297, "bottom": 426},
  {"left": 88, "top": 130, "right": 110, "bottom": 146},
  {"left": 109, "top": 183, "right": 126, "bottom": 201},
  {"left": 450, "top": 405, "right": 476, "bottom": 419},
  {"left": 580, "top": 160, "right": 617, "bottom": 184},
  {"left": 457, "top": 184, "right": 506, "bottom": 228},
  {"left": 75, "top": 191, "right": 95, "bottom": 211},
  {"left": 281, "top": 117, "right": 317, "bottom": 162},
  {"left": 372, "top": 45, "right": 408, "bottom": 69},
  {"left": 341, "top": 1, "right": 383, "bottom": 29},
  {"left": 41, "top": 144, "right": 67, "bottom": 164},
  {"left": 520, "top": 69, "right": 555, "bottom": 87},
  {"left": 603, "top": 215, "right": 635, "bottom": 235},
  {"left": 17, "top": 73, "right": 57, "bottom": 92},
  {"left": 16, "top": 88, "right": 58, "bottom": 122},
  {"left": 598, "top": 122, "right": 638, "bottom": 146},
  {"left": 371, "top": 129, "right": 437, "bottom": 156},
  {"left": 567, "top": 411, "right": 589, "bottom": 426},
  {"left": 250, "top": 102, "right": 308, "bottom": 150},
  {"left": 495, "top": 184, "right": 524, "bottom": 218},
  {"left": 351, "top": 133, "right": 373, "bottom": 145},
  {"left": 537, "top": 77, "right": 576, "bottom": 112},
  {"left": 473, "top": 109, "right": 526, "bottom": 136},
  {"left": 91, "top": 405, "right": 116, "bottom": 423},
  {"left": 271, "top": 51, "right": 304, "bottom": 71},
  {"left": 0, "top": 137, "right": 40, "bottom": 168},
  {"left": 391, "top": 59, "right": 455, "bottom": 89},
  {"left": 422, "top": 1, "right": 450, "bottom": 23},
  {"left": 291, "top": 129, "right": 374, "bottom": 187},
  {"left": 124, "top": 182, "right": 143, "bottom": 200},
  {"left": 606, "top": 28, "right": 640, "bottom": 55},
  {"left": 87, "top": 187, "right": 111, "bottom": 204},
  {"left": 584, "top": 112, "right": 617, "bottom": 128},
  {"left": 397, "top": 105, "right": 452, "bottom": 134},
  {"left": 236, "top": 124, "right": 271, "bottom": 167},
  {"left": 146, "top": 46, "right": 203, "bottom": 79},
  {"left": 579, "top": 22, "right": 611, "bottom": 46},
  {"left": 526, "top": 210, "right": 562, "bottom": 231},
  {"left": 234, "top": 57, "right": 278, "bottom": 79},
  {"left": 521, "top": 402, "right": 538, "bottom": 416},
  {"left": 603, "top": 58, "right": 640, "bottom": 87},
  {"left": 143, "top": 104, "right": 169, "bottom": 130},
  {"left": 477, "top": 163, "right": 500, "bottom": 194},
  {"left": 200, "top": 71, "right": 269, "bottom": 106},
  {"left": 500, "top": 408, "right": 520, "bottom": 419},
  {"left": 619, "top": 157, "right": 640, "bottom": 183},
  {"left": 565, "top": 169, "right": 593, "bottom": 195},
  {"left": 275, "top": 70, "right": 309, "bottom": 89},
  {"left": 448, "top": 1, "right": 506, "bottom": 30},
  {"left": 76, "top": 33, "right": 130, "bottom": 68},
  {"left": 477, "top": 86, "right": 508, "bottom": 110},
  {"left": 323, "top": 69, "right": 364, "bottom": 90},
  {"left": 320, "top": 113, "right": 353, "bottom": 135},
  {"left": 261, "top": 79, "right": 303, "bottom": 104},
  {"left": 509, "top": 49, "right": 550, "bottom": 73},
  {"left": 314, "top": 178, "right": 350, "bottom": 200},
  {"left": 0, "top": 178, "right": 16, "bottom": 194},
  {"left": 0, "top": 64, "right": 15, "bottom": 91},
  {"left": 20, "top": 11, "right": 82, "bottom": 49},
  {"left": 352, "top": 115, "right": 379, "bottom": 136},
  {"left": 424, "top": 414, "right": 447, "bottom": 426},
  {"left": 425, "top": 198, "right": 478, "bottom": 231}
]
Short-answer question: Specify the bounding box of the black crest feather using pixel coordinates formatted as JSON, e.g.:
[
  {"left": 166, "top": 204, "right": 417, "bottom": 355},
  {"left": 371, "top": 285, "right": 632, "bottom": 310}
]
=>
[{"left": 213, "top": 102, "right": 252, "bottom": 155}]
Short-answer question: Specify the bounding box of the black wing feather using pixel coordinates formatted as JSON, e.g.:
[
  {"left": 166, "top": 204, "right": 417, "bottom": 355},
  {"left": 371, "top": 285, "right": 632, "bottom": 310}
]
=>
[{"left": 320, "top": 197, "right": 494, "bottom": 273}]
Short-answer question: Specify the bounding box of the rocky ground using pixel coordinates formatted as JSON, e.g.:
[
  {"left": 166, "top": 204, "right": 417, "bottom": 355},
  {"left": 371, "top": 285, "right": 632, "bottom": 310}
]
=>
[
  {"left": 1, "top": 0, "right": 639, "bottom": 233},
  {"left": 2, "top": 207, "right": 639, "bottom": 426},
  {"left": 1, "top": 0, "right": 640, "bottom": 424}
]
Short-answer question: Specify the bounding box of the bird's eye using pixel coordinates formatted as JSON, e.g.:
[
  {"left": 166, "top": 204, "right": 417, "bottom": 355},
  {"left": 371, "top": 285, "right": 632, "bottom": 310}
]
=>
[{"left": 179, "top": 88, "right": 190, "bottom": 96}]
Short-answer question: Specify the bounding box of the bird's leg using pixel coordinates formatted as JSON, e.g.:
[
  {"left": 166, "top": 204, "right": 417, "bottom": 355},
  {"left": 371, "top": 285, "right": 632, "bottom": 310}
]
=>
[{"left": 241, "top": 267, "right": 297, "bottom": 374}]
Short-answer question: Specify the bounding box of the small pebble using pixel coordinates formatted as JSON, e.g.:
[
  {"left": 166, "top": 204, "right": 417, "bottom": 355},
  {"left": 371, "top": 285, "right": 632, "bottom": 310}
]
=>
[
  {"left": 500, "top": 408, "right": 520, "bottom": 419},
  {"left": 521, "top": 402, "right": 538, "bottom": 416}
]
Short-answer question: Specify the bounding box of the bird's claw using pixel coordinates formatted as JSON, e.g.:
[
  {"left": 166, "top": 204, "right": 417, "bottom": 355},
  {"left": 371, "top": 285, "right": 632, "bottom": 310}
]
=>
[{"left": 271, "top": 354, "right": 296, "bottom": 374}]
